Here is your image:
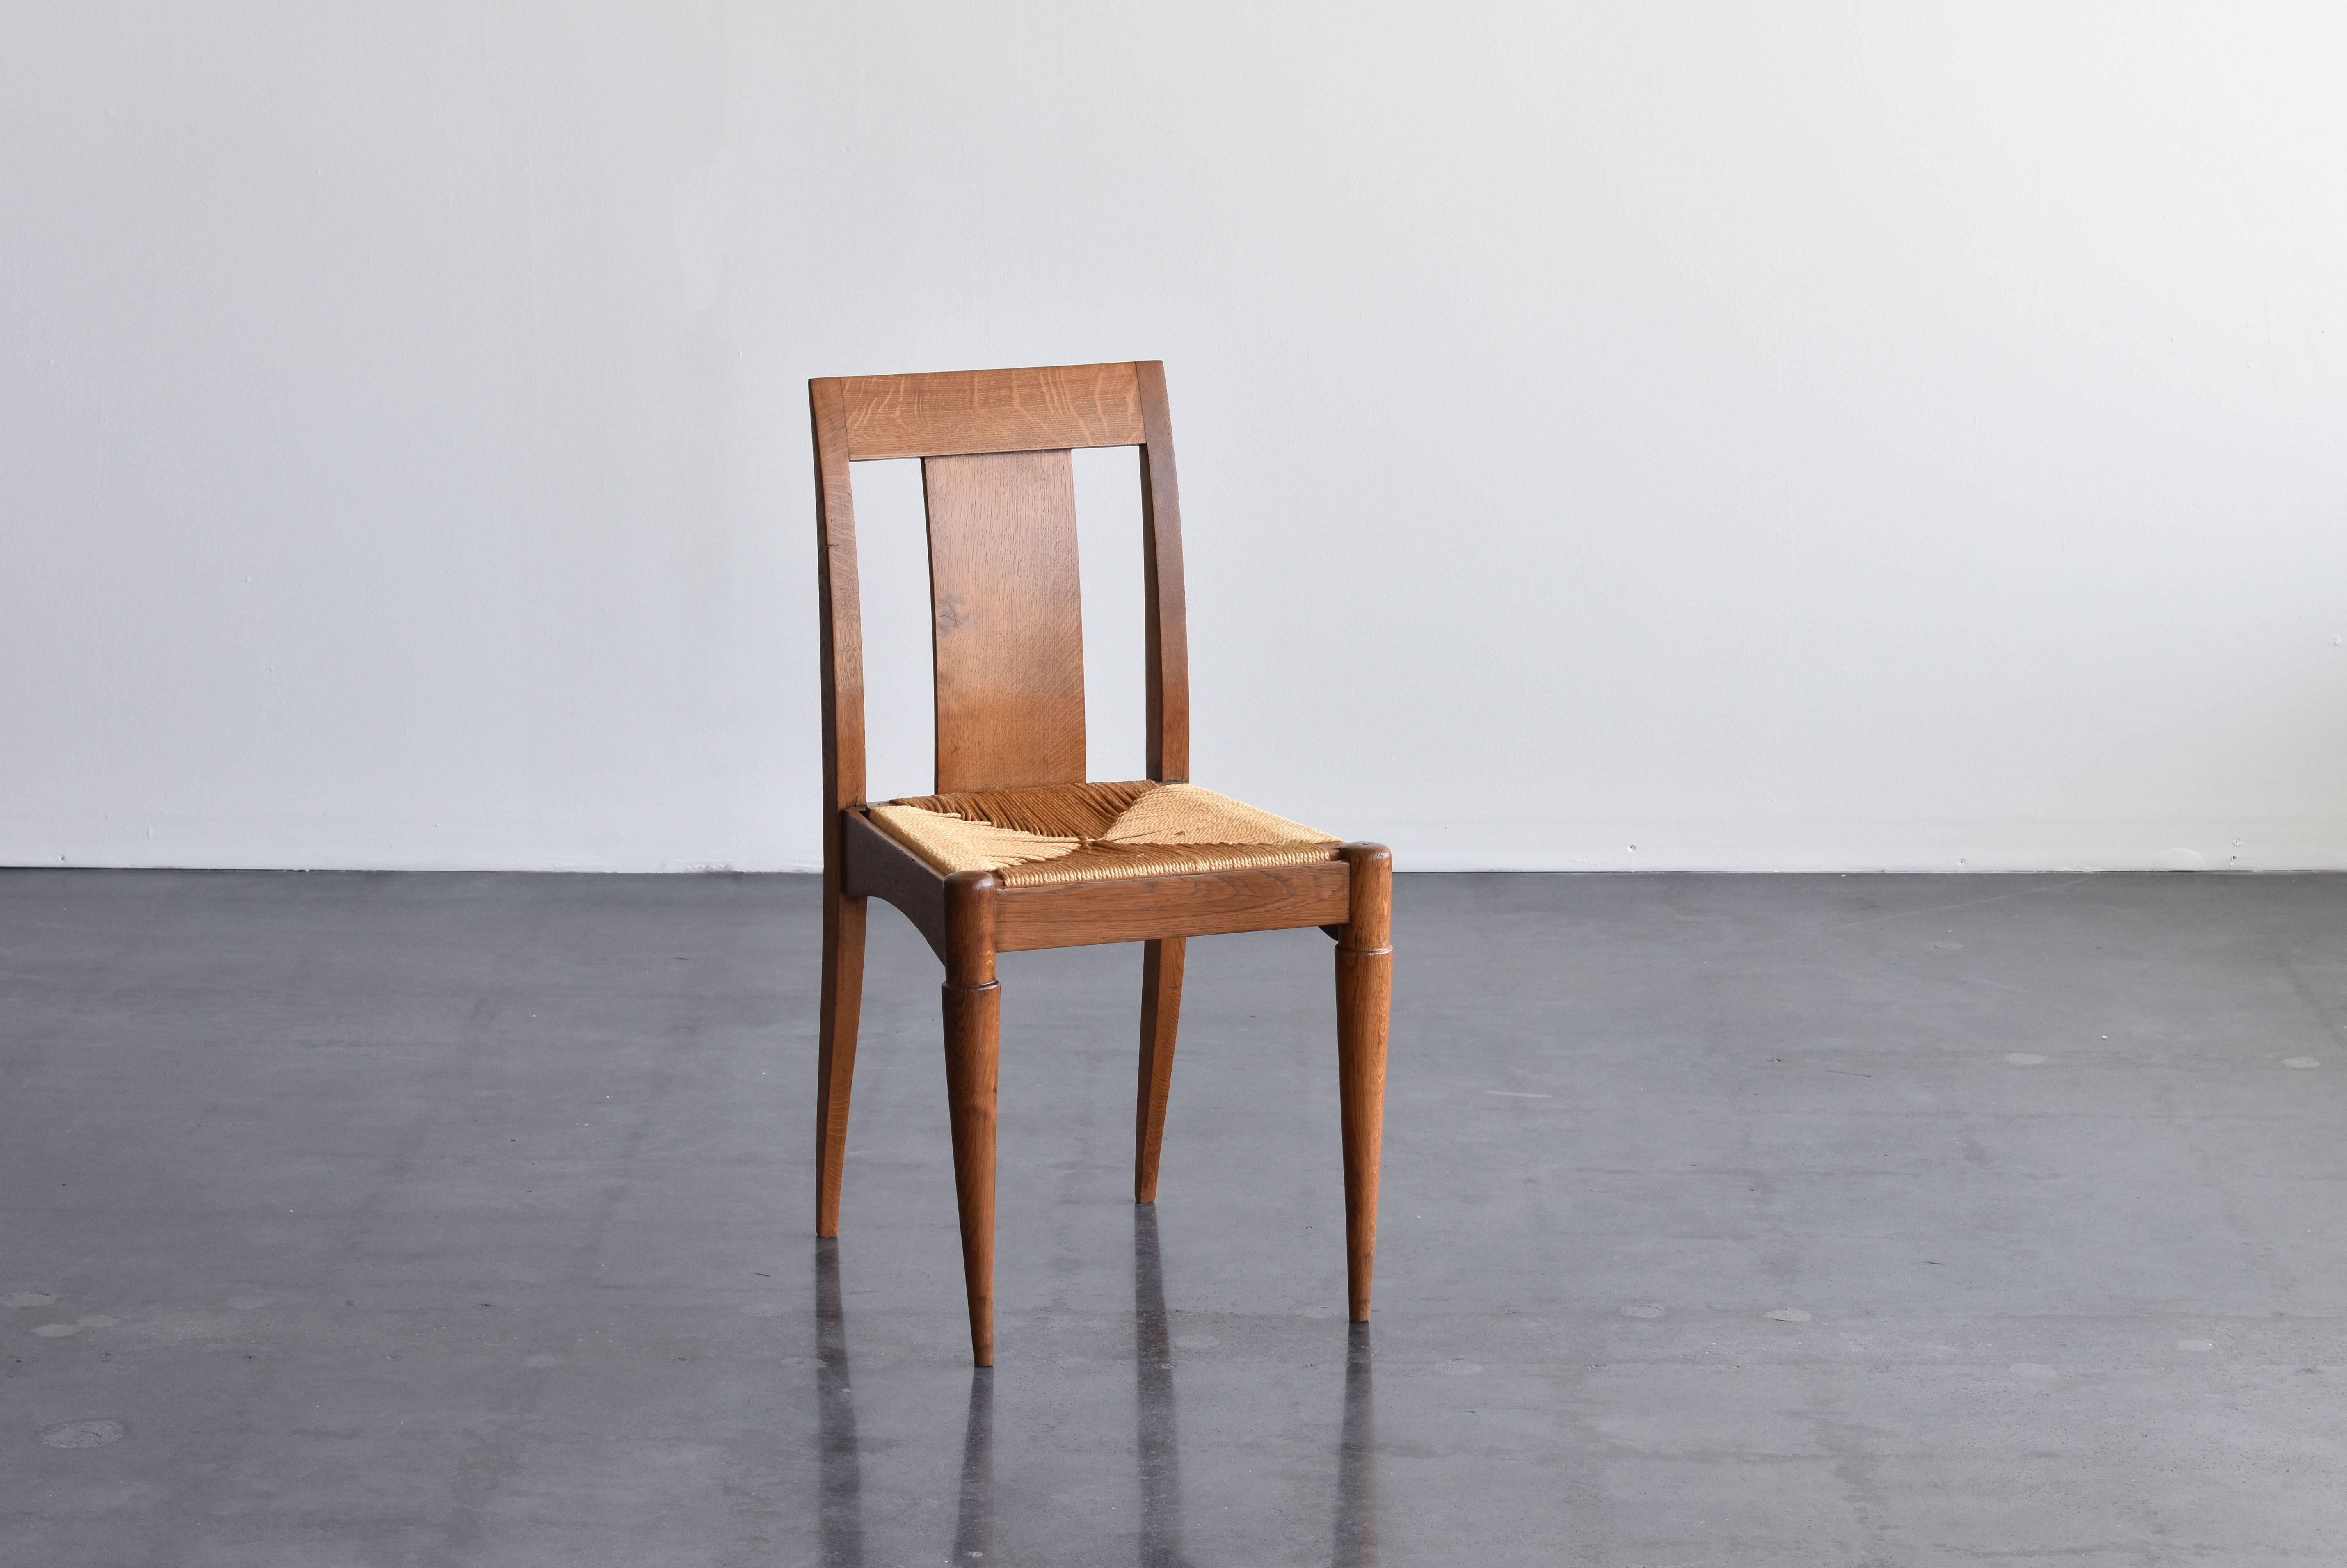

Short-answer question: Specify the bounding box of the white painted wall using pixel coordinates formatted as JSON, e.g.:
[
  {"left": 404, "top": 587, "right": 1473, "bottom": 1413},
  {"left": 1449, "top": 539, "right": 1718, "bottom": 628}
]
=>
[{"left": 6, "top": 5, "right": 2344, "bottom": 872}]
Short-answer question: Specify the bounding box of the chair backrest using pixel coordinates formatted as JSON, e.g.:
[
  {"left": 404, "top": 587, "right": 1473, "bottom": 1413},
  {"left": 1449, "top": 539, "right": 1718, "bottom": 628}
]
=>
[{"left": 809, "top": 361, "right": 1190, "bottom": 837}]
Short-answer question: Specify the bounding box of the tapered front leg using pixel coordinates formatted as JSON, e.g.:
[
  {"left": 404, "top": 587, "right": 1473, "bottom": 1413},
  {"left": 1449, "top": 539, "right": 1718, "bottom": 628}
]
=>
[
  {"left": 1333, "top": 845, "right": 1392, "bottom": 1323},
  {"left": 941, "top": 871, "right": 1002, "bottom": 1366},
  {"left": 816, "top": 870, "right": 867, "bottom": 1238},
  {"left": 1134, "top": 937, "right": 1186, "bottom": 1203}
]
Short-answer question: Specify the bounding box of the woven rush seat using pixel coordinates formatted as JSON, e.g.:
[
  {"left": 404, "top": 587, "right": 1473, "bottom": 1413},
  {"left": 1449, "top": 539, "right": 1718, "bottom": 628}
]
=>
[{"left": 868, "top": 779, "right": 1341, "bottom": 888}]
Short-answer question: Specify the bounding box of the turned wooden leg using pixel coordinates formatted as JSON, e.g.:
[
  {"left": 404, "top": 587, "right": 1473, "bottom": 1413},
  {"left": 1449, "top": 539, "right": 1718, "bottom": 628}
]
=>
[
  {"left": 1333, "top": 845, "right": 1392, "bottom": 1323},
  {"left": 816, "top": 870, "right": 867, "bottom": 1238},
  {"left": 941, "top": 871, "right": 1002, "bottom": 1367},
  {"left": 1134, "top": 937, "right": 1186, "bottom": 1203}
]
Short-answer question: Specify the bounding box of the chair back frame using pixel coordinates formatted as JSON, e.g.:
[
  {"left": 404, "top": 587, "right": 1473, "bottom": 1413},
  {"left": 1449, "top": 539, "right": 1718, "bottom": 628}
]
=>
[
  {"left": 805, "top": 360, "right": 1392, "bottom": 1365},
  {"left": 809, "top": 361, "right": 1190, "bottom": 862}
]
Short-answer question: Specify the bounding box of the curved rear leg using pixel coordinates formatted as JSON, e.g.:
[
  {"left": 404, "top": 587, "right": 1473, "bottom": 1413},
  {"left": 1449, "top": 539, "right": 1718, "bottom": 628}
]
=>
[
  {"left": 816, "top": 877, "right": 866, "bottom": 1237},
  {"left": 1134, "top": 937, "right": 1186, "bottom": 1203}
]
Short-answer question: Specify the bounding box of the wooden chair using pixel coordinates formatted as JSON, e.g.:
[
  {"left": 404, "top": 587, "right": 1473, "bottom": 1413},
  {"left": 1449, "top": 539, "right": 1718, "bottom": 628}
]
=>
[{"left": 809, "top": 360, "right": 1392, "bottom": 1366}]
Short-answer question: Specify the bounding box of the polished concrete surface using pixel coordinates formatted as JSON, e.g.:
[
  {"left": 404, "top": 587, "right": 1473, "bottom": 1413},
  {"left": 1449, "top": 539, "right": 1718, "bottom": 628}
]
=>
[{"left": 4, "top": 869, "right": 2345, "bottom": 1566}]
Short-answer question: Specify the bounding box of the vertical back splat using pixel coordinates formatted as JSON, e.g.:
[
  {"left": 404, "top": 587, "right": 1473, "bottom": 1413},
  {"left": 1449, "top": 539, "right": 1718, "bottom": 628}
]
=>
[{"left": 921, "top": 448, "right": 1087, "bottom": 793}]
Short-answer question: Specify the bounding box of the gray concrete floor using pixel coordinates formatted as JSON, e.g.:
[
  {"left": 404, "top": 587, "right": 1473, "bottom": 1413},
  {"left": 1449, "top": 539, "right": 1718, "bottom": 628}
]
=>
[{"left": 3, "top": 870, "right": 2345, "bottom": 1566}]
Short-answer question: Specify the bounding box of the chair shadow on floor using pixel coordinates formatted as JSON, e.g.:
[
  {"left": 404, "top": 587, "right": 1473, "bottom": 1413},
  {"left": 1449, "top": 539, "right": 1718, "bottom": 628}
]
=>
[
  {"left": 811, "top": 1218, "right": 1379, "bottom": 1567},
  {"left": 815, "top": 1239, "right": 863, "bottom": 1567}
]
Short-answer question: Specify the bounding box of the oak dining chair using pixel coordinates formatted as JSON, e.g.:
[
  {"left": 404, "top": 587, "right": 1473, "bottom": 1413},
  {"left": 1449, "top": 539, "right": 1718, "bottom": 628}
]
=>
[{"left": 809, "top": 360, "right": 1391, "bottom": 1366}]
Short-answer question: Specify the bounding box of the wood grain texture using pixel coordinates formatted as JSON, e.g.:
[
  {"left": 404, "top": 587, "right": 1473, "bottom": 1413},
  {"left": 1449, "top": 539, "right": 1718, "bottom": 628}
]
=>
[
  {"left": 1333, "top": 845, "right": 1393, "bottom": 1322},
  {"left": 943, "top": 871, "right": 1000, "bottom": 987},
  {"left": 835, "top": 362, "right": 1145, "bottom": 461},
  {"left": 941, "top": 976, "right": 1000, "bottom": 1367},
  {"left": 811, "top": 377, "right": 867, "bottom": 818},
  {"left": 923, "top": 449, "right": 1087, "bottom": 792},
  {"left": 994, "top": 859, "right": 1352, "bottom": 952},
  {"left": 839, "top": 808, "right": 947, "bottom": 961},
  {"left": 811, "top": 376, "right": 869, "bottom": 1242},
  {"left": 942, "top": 869, "right": 1001, "bottom": 1365},
  {"left": 815, "top": 881, "right": 866, "bottom": 1238},
  {"left": 1337, "top": 843, "right": 1393, "bottom": 951},
  {"left": 1133, "top": 937, "right": 1185, "bottom": 1203},
  {"left": 1136, "top": 362, "right": 1190, "bottom": 782}
]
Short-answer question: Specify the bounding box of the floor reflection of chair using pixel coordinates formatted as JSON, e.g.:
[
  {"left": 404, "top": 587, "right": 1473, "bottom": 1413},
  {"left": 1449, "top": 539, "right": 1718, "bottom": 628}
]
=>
[
  {"left": 954, "top": 1369, "right": 994, "bottom": 1563},
  {"left": 1132, "top": 1208, "right": 1381, "bottom": 1567},
  {"left": 814, "top": 1239, "right": 864, "bottom": 1568},
  {"left": 1334, "top": 1323, "right": 1378, "bottom": 1568},
  {"left": 811, "top": 1213, "right": 1374, "bottom": 1565},
  {"left": 1134, "top": 1206, "right": 1194, "bottom": 1568}
]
